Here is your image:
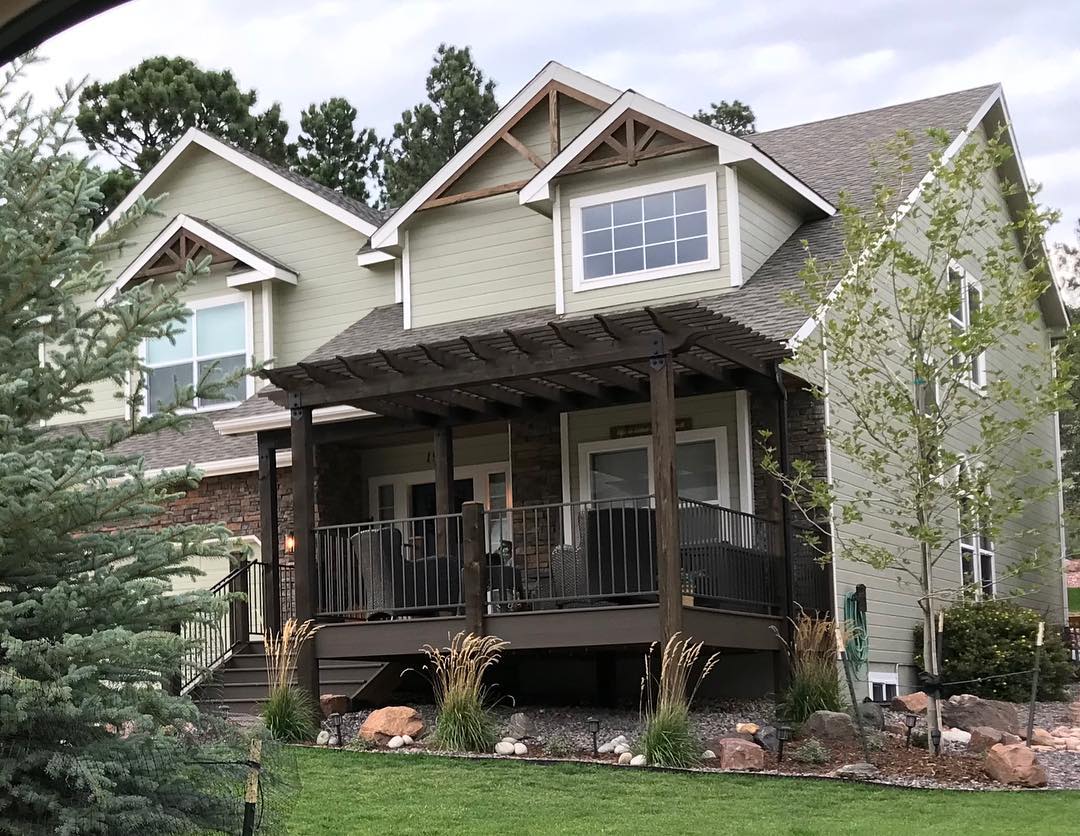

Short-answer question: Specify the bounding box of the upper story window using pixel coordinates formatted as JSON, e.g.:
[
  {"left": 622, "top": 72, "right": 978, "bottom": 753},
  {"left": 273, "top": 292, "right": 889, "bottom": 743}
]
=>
[
  {"left": 957, "top": 460, "right": 995, "bottom": 599},
  {"left": 144, "top": 298, "right": 249, "bottom": 415},
  {"left": 948, "top": 263, "right": 986, "bottom": 388},
  {"left": 570, "top": 173, "right": 720, "bottom": 291}
]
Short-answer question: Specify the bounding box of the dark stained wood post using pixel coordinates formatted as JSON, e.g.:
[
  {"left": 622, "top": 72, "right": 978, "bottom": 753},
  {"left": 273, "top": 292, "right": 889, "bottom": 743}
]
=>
[
  {"left": 461, "top": 500, "right": 486, "bottom": 636},
  {"left": 650, "top": 349, "right": 683, "bottom": 643},
  {"left": 289, "top": 396, "right": 320, "bottom": 700},
  {"left": 434, "top": 425, "right": 455, "bottom": 555},
  {"left": 257, "top": 441, "right": 281, "bottom": 635},
  {"left": 770, "top": 366, "right": 796, "bottom": 693}
]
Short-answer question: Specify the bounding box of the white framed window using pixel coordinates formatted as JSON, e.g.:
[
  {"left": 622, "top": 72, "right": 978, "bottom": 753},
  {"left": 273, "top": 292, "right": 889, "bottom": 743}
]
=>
[
  {"left": 957, "top": 460, "right": 995, "bottom": 598},
  {"left": 577, "top": 427, "right": 730, "bottom": 507},
  {"left": 569, "top": 173, "right": 720, "bottom": 291},
  {"left": 868, "top": 671, "right": 899, "bottom": 703},
  {"left": 948, "top": 262, "right": 986, "bottom": 389},
  {"left": 143, "top": 295, "right": 252, "bottom": 416}
]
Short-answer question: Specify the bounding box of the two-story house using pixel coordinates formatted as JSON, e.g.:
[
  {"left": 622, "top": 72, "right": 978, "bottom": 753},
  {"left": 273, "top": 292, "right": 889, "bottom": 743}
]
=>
[{"left": 66, "top": 62, "right": 1068, "bottom": 711}]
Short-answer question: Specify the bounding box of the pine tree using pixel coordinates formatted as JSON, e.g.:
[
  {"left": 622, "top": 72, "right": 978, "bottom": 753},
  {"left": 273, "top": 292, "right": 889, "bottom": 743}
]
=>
[
  {"left": 0, "top": 58, "right": 261, "bottom": 833},
  {"left": 289, "top": 97, "right": 379, "bottom": 203},
  {"left": 693, "top": 99, "right": 756, "bottom": 135},
  {"left": 380, "top": 44, "right": 499, "bottom": 207}
]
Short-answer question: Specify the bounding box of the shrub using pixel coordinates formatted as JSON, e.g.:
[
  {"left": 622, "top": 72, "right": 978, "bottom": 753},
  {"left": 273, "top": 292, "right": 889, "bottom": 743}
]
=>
[
  {"left": 262, "top": 685, "right": 318, "bottom": 742},
  {"left": 914, "top": 600, "right": 1071, "bottom": 701},
  {"left": 789, "top": 738, "right": 829, "bottom": 765},
  {"left": 262, "top": 618, "right": 321, "bottom": 741},
  {"left": 543, "top": 732, "right": 575, "bottom": 758},
  {"left": 421, "top": 632, "right": 508, "bottom": 752},
  {"left": 640, "top": 633, "right": 720, "bottom": 768},
  {"left": 779, "top": 613, "right": 844, "bottom": 723}
]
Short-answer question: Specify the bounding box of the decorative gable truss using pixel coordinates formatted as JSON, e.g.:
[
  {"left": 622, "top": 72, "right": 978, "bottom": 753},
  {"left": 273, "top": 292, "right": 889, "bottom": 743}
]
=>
[
  {"left": 558, "top": 111, "right": 710, "bottom": 176},
  {"left": 98, "top": 214, "right": 298, "bottom": 304},
  {"left": 418, "top": 81, "right": 610, "bottom": 211}
]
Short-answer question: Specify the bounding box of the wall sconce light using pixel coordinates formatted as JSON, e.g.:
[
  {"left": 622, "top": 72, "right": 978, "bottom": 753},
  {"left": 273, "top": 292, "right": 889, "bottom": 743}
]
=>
[
  {"left": 776, "top": 724, "right": 792, "bottom": 765},
  {"left": 903, "top": 713, "right": 918, "bottom": 748},
  {"left": 585, "top": 717, "right": 600, "bottom": 755},
  {"left": 283, "top": 532, "right": 296, "bottom": 556}
]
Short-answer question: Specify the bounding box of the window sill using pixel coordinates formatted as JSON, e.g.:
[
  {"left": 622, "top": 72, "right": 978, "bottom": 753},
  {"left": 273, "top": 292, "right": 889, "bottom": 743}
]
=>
[{"left": 572, "top": 257, "right": 718, "bottom": 292}]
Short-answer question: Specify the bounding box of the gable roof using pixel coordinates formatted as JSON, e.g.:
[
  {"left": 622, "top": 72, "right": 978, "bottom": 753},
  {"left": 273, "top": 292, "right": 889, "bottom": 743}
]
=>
[
  {"left": 368, "top": 62, "right": 621, "bottom": 249},
  {"left": 93, "top": 128, "right": 384, "bottom": 240},
  {"left": 99, "top": 213, "right": 298, "bottom": 302},
  {"left": 518, "top": 89, "right": 835, "bottom": 216}
]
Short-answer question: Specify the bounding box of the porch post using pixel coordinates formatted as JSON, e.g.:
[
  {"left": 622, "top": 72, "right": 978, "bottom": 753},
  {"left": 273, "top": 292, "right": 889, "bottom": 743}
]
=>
[
  {"left": 289, "top": 396, "right": 320, "bottom": 700},
  {"left": 650, "top": 350, "right": 683, "bottom": 643},
  {"left": 434, "top": 425, "right": 455, "bottom": 555},
  {"left": 461, "top": 500, "right": 486, "bottom": 636},
  {"left": 257, "top": 440, "right": 281, "bottom": 635}
]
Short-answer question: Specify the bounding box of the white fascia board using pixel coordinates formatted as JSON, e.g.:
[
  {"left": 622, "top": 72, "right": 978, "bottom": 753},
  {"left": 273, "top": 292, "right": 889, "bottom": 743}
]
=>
[
  {"left": 91, "top": 128, "right": 377, "bottom": 242},
  {"left": 143, "top": 449, "right": 294, "bottom": 479},
  {"left": 789, "top": 86, "right": 1009, "bottom": 350},
  {"left": 519, "top": 91, "right": 836, "bottom": 217},
  {"left": 226, "top": 268, "right": 294, "bottom": 289},
  {"left": 356, "top": 249, "right": 398, "bottom": 266},
  {"left": 368, "top": 62, "right": 621, "bottom": 250},
  {"left": 213, "top": 403, "right": 373, "bottom": 435},
  {"left": 97, "top": 214, "right": 298, "bottom": 304}
]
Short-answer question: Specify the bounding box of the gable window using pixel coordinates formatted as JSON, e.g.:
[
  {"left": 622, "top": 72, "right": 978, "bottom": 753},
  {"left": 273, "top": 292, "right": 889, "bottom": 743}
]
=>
[
  {"left": 144, "top": 298, "right": 249, "bottom": 415},
  {"left": 957, "top": 461, "right": 995, "bottom": 598},
  {"left": 948, "top": 263, "right": 986, "bottom": 388},
  {"left": 570, "top": 173, "right": 720, "bottom": 291}
]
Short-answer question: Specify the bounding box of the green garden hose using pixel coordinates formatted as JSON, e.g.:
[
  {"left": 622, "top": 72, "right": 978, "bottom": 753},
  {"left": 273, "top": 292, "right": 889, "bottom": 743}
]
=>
[{"left": 843, "top": 591, "right": 869, "bottom": 673}]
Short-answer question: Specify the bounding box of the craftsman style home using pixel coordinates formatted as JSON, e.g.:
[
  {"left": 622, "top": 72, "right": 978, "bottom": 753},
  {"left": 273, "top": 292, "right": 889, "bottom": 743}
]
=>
[{"left": 62, "top": 63, "right": 1068, "bottom": 710}]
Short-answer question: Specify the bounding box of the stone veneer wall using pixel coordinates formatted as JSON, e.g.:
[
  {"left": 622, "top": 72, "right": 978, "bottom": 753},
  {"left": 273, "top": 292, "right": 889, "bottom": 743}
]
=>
[
  {"left": 509, "top": 416, "right": 564, "bottom": 569},
  {"left": 749, "top": 385, "right": 827, "bottom": 520}
]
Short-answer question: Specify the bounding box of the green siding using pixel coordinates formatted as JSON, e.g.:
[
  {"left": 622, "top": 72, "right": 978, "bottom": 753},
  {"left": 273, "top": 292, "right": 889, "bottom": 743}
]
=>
[
  {"left": 408, "top": 193, "right": 554, "bottom": 328},
  {"left": 52, "top": 144, "right": 393, "bottom": 425},
  {"left": 566, "top": 393, "right": 743, "bottom": 507},
  {"left": 559, "top": 149, "right": 732, "bottom": 315},
  {"left": 739, "top": 171, "right": 802, "bottom": 282},
  {"left": 823, "top": 128, "right": 1065, "bottom": 685}
]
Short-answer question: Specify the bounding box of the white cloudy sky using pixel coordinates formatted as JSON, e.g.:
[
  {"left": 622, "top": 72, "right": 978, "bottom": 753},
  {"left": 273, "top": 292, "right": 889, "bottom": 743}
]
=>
[{"left": 22, "top": 0, "right": 1080, "bottom": 243}]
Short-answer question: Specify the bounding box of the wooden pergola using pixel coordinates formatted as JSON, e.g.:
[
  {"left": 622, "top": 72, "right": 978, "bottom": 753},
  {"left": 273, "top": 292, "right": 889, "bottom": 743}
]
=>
[{"left": 258, "top": 300, "right": 799, "bottom": 695}]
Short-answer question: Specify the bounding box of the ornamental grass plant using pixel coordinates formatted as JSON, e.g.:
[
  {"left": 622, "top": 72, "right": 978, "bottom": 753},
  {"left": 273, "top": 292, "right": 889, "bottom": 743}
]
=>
[
  {"left": 421, "top": 632, "right": 509, "bottom": 752},
  {"left": 640, "top": 633, "right": 720, "bottom": 768},
  {"left": 262, "top": 618, "right": 321, "bottom": 741},
  {"left": 778, "top": 612, "right": 844, "bottom": 724}
]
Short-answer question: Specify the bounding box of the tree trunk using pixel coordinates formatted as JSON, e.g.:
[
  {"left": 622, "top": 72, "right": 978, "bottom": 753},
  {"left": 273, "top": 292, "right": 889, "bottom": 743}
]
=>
[{"left": 921, "top": 541, "right": 941, "bottom": 752}]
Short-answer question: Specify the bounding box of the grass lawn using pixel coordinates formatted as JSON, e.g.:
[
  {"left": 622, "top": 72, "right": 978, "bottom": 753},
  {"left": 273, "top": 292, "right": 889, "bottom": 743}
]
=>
[
  {"left": 1069, "top": 586, "right": 1080, "bottom": 613},
  {"left": 286, "top": 748, "right": 1078, "bottom": 835}
]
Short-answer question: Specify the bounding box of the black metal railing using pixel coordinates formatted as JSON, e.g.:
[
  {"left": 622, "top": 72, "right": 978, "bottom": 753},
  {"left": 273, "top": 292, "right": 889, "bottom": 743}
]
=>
[
  {"left": 485, "top": 495, "right": 659, "bottom": 611},
  {"left": 677, "top": 498, "right": 783, "bottom": 614},
  {"left": 180, "top": 559, "right": 267, "bottom": 693},
  {"left": 791, "top": 519, "right": 833, "bottom": 615},
  {"left": 313, "top": 513, "right": 465, "bottom": 618}
]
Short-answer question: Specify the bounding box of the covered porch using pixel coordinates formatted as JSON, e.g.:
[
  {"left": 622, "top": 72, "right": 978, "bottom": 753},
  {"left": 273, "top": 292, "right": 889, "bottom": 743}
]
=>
[{"left": 255, "top": 301, "right": 831, "bottom": 698}]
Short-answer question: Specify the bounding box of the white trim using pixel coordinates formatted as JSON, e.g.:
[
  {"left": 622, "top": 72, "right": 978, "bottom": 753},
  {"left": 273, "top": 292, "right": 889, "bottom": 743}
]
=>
[
  {"left": 367, "top": 461, "right": 512, "bottom": 523},
  {"left": 214, "top": 403, "right": 373, "bottom": 435},
  {"left": 401, "top": 229, "right": 412, "bottom": 329},
  {"left": 141, "top": 291, "right": 254, "bottom": 418},
  {"left": 356, "top": 249, "right": 398, "bottom": 267},
  {"left": 948, "top": 260, "right": 987, "bottom": 392},
  {"left": 868, "top": 670, "right": 900, "bottom": 702},
  {"left": 560, "top": 411, "right": 572, "bottom": 535},
  {"left": 788, "top": 85, "right": 1067, "bottom": 349},
  {"left": 820, "top": 348, "right": 842, "bottom": 617},
  {"left": 1051, "top": 338, "right": 1069, "bottom": 622},
  {"left": 725, "top": 165, "right": 743, "bottom": 286},
  {"left": 144, "top": 449, "right": 293, "bottom": 479},
  {"left": 553, "top": 184, "right": 565, "bottom": 314},
  {"left": 92, "top": 128, "right": 377, "bottom": 241},
  {"left": 519, "top": 89, "right": 836, "bottom": 216},
  {"left": 576, "top": 426, "right": 730, "bottom": 507},
  {"left": 956, "top": 457, "right": 996, "bottom": 599},
  {"left": 568, "top": 172, "right": 720, "bottom": 292},
  {"left": 735, "top": 390, "right": 754, "bottom": 514},
  {"left": 369, "top": 62, "right": 621, "bottom": 249},
  {"left": 260, "top": 282, "right": 274, "bottom": 369},
  {"left": 393, "top": 258, "right": 403, "bottom": 305},
  {"left": 98, "top": 214, "right": 298, "bottom": 304}
]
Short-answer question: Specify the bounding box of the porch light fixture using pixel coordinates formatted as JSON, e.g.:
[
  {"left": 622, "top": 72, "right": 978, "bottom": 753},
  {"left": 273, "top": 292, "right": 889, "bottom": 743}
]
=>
[
  {"left": 284, "top": 532, "right": 296, "bottom": 556},
  {"left": 776, "top": 724, "right": 792, "bottom": 765},
  {"left": 930, "top": 727, "right": 942, "bottom": 755},
  {"left": 903, "top": 713, "right": 917, "bottom": 748},
  {"left": 329, "top": 712, "right": 343, "bottom": 747},
  {"left": 585, "top": 717, "right": 600, "bottom": 755}
]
